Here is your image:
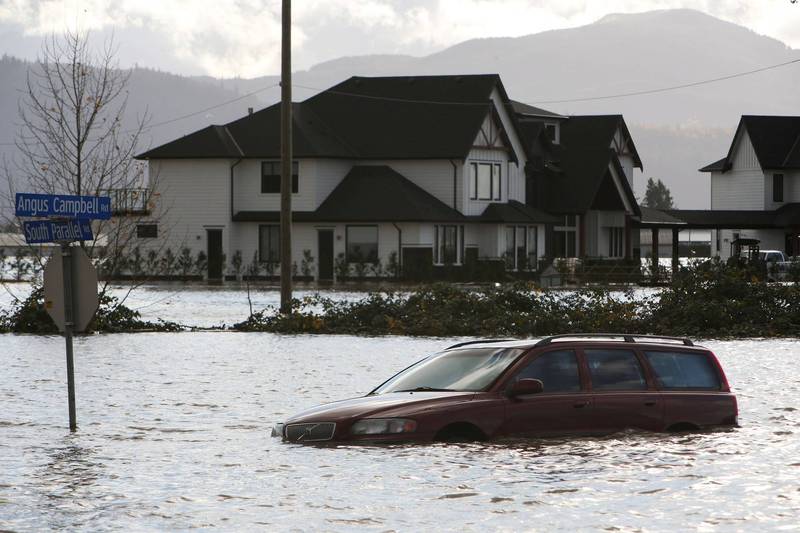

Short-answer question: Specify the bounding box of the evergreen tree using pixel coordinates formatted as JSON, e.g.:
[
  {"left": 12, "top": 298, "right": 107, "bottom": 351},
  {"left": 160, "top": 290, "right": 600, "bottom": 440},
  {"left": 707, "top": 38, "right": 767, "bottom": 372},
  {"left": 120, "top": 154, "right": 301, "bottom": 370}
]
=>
[{"left": 643, "top": 178, "right": 675, "bottom": 209}]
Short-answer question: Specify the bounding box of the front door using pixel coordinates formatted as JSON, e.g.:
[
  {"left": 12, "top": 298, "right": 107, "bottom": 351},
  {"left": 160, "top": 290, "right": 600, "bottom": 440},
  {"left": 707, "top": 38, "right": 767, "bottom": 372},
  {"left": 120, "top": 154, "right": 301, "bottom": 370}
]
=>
[
  {"left": 318, "top": 229, "right": 334, "bottom": 281},
  {"left": 206, "top": 229, "right": 223, "bottom": 280},
  {"left": 501, "top": 349, "right": 593, "bottom": 437}
]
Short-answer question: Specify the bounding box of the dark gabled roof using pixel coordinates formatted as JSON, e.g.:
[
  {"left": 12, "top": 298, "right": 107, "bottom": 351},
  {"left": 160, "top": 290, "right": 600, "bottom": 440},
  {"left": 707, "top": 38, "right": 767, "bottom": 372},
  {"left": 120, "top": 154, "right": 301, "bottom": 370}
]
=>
[
  {"left": 698, "top": 157, "right": 729, "bottom": 173},
  {"left": 138, "top": 125, "right": 244, "bottom": 159},
  {"left": 638, "top": 204, "right": 800, "bottom": 229},
  {"left": 510, "top": 100, "right": 565, "bottom": 119},
  {"left": 138, "top": 74, "right": 524, "bottom": 161},
  {"left": 700, "top": 115, "right": 800, "bottom": 172},
  {"left": 233, "top": 165, "right": 465, "bottom": 223},
  {"left": 314, "top": 165, "right": 463, "bottom": 221},
  {"left": 638, "top": 206, "right": 687, "bottom": 225},
  {"left": 743, "top": 116, "right": 800, "bottom": 169},
  {"left": 662, "top": 209, "right": 779, "bottom": 229},
  {"left": 475, "top": 200, "right": 559, "bottom": 224},
  {"left": 540, "top": 116, "right": 640, "bottom": 214}
]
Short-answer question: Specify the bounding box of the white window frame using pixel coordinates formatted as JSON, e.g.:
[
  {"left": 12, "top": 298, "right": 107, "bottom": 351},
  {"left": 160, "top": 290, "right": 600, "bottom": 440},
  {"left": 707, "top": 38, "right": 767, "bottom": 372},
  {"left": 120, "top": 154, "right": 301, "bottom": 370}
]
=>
[
  {"left": 469, "top": 162, "right": 502, "bottom": 201},
  {"left": 434, "top": 225, "right": 464, "bottom": 265}
]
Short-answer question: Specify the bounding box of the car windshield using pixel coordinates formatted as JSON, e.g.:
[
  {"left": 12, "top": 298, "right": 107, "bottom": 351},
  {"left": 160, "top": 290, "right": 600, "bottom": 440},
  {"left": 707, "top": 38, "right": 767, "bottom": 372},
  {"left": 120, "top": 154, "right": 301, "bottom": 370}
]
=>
[{"left": 372, "top": 347, "right": 526, "bottom": 394}]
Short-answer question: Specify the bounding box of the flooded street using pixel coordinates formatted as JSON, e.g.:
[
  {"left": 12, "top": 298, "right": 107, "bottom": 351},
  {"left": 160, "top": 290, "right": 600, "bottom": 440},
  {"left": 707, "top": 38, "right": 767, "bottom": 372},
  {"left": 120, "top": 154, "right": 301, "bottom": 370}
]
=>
[{"left": 2, "top": 333, "right": 799, "bottom": 531}]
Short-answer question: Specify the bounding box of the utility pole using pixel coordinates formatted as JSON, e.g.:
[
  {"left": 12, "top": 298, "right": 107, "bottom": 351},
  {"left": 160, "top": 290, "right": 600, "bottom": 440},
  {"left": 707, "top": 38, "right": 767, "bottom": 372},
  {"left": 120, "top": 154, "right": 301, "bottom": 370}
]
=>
[{"left": 280, "top": 0, "right": 293, "bottom": 314}]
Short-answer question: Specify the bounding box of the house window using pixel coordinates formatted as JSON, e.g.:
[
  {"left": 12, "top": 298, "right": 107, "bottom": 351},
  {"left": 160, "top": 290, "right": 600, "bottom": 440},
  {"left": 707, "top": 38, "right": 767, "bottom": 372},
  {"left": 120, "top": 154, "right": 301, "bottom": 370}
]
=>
[
  {"left": 773, "top": 173, "right": 784, "bottom": 202},
  {"left": 553, "top": 215, "right": 578, "bottom": 258},
  {"left": 505, "top": 226, "right": 538, "bottom": 270},
  {"left": 136, "top": 223, "right": 157, "bottom": 238},
  {"left": 608, "top": 227, "right": 624, "bottom": 258},
  {"left": 346, "top": 225, "right": 379, "bottom": 263},
  {"left": 259, "top": 225, "right": 280, "bottom": 262},
  {"left": 434, "top": 225, "right": 462, "bottom": 264},
  {"left": 469, "top": 162, "right": 502, "bottom": 201},
  {"left": 527, "top": 227, "right": 538, "bottom": 268},
  {"left": 544, "top": 123, "right": 559, "bottom": 144},
  {"left": 261, "top": 161, "right": 299, "bottom": 194}
]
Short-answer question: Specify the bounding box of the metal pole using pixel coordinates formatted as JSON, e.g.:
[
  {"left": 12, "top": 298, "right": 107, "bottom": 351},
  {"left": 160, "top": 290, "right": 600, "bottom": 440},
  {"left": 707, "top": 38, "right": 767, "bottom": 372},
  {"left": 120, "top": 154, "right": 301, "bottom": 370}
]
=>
[
  {"left": 61, "top": 243, "right": 77, "bottom": 432},
  {"left": 279, "top": 0, "right": 293, "bottom": 314}
]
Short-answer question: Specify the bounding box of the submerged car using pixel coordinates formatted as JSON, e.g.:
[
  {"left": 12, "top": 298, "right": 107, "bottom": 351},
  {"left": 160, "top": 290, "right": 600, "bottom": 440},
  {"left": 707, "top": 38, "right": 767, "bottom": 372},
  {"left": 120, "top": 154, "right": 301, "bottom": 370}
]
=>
[{"left": 272, "top": 335, "right": 738, "bottom": 443}]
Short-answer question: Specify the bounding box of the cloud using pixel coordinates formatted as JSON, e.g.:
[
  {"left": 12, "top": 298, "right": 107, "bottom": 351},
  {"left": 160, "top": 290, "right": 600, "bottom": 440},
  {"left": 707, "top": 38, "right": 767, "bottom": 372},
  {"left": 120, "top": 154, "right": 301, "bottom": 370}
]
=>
[{"left": 0, "top": 0, "right": 798, "bottom": 77}]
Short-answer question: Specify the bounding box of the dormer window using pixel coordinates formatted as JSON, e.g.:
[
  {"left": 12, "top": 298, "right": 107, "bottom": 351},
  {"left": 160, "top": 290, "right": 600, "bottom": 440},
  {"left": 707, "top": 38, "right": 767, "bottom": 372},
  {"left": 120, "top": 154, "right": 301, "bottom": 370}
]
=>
[{"left": 469, "top": 162, "right": 502, "bottom": 201}]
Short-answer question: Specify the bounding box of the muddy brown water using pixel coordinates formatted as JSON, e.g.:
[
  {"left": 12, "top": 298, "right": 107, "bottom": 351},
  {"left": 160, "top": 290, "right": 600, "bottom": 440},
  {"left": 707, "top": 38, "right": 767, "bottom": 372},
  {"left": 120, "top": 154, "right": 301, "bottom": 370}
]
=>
[{"left": 1, "top": 334, "right": 799, "bottom": 531}]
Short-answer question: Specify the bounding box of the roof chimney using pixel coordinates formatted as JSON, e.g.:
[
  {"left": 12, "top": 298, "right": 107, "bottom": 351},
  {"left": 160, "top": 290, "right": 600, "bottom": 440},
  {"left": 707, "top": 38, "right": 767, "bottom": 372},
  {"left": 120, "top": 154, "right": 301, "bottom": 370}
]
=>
[{"left": 247, "top": 107, "right": 253, "bottom": 115}]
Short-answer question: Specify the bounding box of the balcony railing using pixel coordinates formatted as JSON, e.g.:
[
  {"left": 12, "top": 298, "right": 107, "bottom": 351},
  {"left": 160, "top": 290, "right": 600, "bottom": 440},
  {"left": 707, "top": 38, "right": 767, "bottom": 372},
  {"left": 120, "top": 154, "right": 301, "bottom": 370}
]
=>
[{"left": 101, "top": 188, "right": 150, "bottom": 216}]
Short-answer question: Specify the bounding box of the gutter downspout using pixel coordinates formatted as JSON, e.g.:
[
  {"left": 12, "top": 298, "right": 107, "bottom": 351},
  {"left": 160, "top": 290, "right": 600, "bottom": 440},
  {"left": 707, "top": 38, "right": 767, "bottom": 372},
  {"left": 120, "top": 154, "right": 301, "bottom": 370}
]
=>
[
  {"left": 449, "top": 159, "right": 458, "bottom": 210},
  {"left": 392, "top": 222, "right": 402, "bottom": 279},
  {"left": 230, "top": 158, "right": 243, "bottom": 221}
]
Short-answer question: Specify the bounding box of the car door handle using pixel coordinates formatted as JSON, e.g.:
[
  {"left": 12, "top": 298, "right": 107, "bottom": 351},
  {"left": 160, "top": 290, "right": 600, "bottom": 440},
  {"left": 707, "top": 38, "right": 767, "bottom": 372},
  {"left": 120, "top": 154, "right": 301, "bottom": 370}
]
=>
[
  {"left": 644, "top": 401, "right": 657, "bottom": 407},
  {"left": 573, "top": 400, "right": 590, "bottom": 408}
]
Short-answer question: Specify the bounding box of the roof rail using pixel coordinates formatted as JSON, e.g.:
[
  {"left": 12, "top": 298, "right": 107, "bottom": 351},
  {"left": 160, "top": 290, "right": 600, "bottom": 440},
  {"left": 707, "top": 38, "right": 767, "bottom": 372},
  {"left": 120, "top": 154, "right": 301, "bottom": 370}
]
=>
[
  {"left": 534, "top": 334, "right": 694, "bottom": 348},
  {"left": 446, "top": 339, "right": 516, "bottom": 350}
]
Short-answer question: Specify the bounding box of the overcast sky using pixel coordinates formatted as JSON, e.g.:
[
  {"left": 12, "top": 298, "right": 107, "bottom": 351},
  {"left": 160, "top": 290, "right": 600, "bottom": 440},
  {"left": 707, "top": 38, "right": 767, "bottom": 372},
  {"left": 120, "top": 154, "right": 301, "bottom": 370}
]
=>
[{"left": 1, "top": 1, "right": 798, "bottom": 78}]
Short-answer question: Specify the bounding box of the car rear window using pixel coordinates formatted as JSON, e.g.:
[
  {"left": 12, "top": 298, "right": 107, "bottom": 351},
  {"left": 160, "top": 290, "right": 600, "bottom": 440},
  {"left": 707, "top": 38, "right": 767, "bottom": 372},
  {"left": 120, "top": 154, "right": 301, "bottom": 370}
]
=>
[
  {"left": 514, "top": 349, "right": 580, "bottom": 392},
  {"left": 643, "top": 351, "right": 721, "bottom": 390},
  {"left": 585, "top": 349, "right": 647, "bottom": 391}
]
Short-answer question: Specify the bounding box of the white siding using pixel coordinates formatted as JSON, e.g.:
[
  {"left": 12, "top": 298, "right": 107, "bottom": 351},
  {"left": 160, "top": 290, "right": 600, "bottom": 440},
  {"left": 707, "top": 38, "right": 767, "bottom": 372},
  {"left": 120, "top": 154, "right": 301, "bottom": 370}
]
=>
[
  {"left": 362, "top": 159, "right": 458, "bottom": 211},
  {"left": 711, "top": 129, "right": 765, "bottom": 210},
  {"left": 731, "top": 129, "right": 760, "bottom": 170},
  {"left": 150, "top": 159, "right": 232, "bottom": 256},
  {"left": 764, "top": 169, "right": 800, "bottom": 210},
  {"left": 617, "top": 154, "right": 635, "bottom": 186},
  {"left": 711, "top": 170, "right": 765, "bottom": 210},
  {"left": 233, "top": 158, "right": 353, "bottom": 213}
]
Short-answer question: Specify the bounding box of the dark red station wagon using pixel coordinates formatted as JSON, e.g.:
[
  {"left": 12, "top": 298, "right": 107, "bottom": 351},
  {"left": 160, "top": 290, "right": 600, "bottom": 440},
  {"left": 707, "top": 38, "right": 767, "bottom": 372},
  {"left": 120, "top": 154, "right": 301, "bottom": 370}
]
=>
[{"left": 273, "top": 335, "right": 738, "bottom": 443}]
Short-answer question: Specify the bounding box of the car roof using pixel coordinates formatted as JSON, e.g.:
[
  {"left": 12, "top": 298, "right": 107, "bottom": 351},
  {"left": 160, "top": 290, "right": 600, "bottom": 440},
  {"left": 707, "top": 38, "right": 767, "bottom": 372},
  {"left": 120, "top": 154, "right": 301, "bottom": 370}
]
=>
[{"left": 446, "top": 335, "right": 706, "bottom": 351}]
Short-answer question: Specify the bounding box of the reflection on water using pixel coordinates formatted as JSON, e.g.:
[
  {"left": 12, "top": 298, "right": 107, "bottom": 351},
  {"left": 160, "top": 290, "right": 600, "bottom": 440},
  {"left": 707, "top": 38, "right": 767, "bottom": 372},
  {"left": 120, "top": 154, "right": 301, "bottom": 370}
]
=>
[{"left": 1, "top": 333, "right": 799, "bottom": 531}]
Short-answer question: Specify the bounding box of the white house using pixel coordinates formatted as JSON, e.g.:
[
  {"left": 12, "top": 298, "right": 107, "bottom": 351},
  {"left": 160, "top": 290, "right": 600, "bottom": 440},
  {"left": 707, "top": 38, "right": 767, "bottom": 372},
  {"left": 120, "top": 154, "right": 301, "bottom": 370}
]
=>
[
  {"left": 699, "top": 115, "right": 800, "bottom": 259},
  {"left": 135, "top": 74, "right": 644, "bottom": 281},
  {"left": 136, "top": 75, "right": 559, "bottom": 280}
]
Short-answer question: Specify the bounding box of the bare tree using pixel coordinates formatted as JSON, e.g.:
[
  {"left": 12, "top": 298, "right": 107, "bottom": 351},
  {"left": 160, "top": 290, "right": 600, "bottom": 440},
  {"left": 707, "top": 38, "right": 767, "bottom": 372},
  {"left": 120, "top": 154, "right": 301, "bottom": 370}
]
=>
[{"left": 3, "top": 30, "right": 165, "bottom": 302}]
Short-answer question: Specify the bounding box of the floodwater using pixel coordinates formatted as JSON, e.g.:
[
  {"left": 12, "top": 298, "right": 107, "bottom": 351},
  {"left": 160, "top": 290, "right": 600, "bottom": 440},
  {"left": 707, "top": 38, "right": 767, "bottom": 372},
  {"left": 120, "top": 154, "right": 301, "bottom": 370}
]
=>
[{"left": 2, "top": 333, "right": 799, "bottom": 531}]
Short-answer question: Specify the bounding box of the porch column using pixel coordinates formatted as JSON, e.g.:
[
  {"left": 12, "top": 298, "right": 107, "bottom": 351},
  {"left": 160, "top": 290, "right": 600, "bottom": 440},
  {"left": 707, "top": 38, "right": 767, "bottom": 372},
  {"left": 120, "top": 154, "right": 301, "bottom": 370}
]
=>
[
  {"left": 579, "top": 214, "right": 586, "bottom": 257},
  {"left": 671, "top": 228, "right": 680, "bottom": 275},
  {"left": 651, "top": 228, "right": 659, "bottom": 280}
]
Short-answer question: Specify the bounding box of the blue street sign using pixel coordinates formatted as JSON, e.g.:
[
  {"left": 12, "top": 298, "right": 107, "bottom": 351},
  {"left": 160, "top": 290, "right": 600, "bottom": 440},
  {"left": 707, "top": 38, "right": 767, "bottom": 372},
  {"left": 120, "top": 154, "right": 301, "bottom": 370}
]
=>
[
  {"left": 15, "top": 193, "right": 112, "bottom": 220},
  {"left": 23, "top": 219, "right": 94, "bottom": 244}
]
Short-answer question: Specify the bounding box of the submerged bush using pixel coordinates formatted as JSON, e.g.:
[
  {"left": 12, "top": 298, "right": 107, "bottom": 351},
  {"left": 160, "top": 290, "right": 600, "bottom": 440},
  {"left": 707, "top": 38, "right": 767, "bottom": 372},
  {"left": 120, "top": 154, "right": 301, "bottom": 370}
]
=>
[
  {"left": 0, "top": 286, "right": 182, "bottom": 334},
  {"left": 235, "top": 261, "right": 800, "bottom": 338}
]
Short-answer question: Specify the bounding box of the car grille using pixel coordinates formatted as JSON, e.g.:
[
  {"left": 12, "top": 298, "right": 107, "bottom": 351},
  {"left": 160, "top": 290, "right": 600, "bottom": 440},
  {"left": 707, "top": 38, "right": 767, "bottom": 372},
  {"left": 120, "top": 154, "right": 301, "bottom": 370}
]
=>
[{"left": 284, "top": 422, "right": 336, "bottom": 442}]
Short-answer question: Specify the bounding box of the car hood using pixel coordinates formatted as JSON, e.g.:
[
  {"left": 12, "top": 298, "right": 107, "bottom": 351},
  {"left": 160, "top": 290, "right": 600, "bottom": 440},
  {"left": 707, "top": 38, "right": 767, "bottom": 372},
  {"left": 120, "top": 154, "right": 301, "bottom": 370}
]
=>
[{"left": 285, "top": 391, "right": 477, "bottom": 424}]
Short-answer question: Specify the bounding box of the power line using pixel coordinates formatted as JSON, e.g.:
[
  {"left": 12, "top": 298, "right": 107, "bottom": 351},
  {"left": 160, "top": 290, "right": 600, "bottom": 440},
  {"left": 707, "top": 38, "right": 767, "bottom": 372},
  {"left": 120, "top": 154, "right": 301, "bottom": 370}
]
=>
[
  {"left": 0, "top": 82, "right": 280, "bottom": 147},
  {"left": 1, "top": 56, "right": 798, "bottom": 147},
  {"left": 529, "top": 57, "right": 800, "bottom": 104},
  {"left": 293, "top": 57, "right": 800, "bottom": 106}
]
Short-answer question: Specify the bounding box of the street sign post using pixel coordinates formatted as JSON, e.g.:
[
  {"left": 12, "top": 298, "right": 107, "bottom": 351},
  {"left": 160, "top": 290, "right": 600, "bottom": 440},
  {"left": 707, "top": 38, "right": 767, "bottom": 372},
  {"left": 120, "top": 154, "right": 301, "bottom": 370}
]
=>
[
  {"left": 23, "top": 219, "right": 93, "bottom": 245},
  {"left": 16, "top": 191, "right": 108, "bottom": 432},
  {"left": 42, "top": 245, "right": 99, "bottom": 433},
  {"left": 15, "top": 193, "right": 111, "bottom": 219}
]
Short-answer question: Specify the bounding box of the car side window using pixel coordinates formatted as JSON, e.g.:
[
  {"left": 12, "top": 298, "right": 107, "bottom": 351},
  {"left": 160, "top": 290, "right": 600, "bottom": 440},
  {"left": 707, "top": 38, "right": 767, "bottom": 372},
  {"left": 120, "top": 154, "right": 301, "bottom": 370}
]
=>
[
  {"left": 585, "top": 349, "right": 647, "bottom": 391},
  {"left": 514, "top": 350, "right": 580, "bottom": 393},
  {"left": 644, "top": 351, "right": 721, "bottom": 390}
]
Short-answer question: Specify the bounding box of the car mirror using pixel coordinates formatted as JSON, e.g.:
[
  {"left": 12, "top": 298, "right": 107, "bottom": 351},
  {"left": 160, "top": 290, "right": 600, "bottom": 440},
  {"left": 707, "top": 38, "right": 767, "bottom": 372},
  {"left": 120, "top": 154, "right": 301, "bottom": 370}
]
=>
[{"left": 507, "top": 378, "right": 544, "bottom": 397}]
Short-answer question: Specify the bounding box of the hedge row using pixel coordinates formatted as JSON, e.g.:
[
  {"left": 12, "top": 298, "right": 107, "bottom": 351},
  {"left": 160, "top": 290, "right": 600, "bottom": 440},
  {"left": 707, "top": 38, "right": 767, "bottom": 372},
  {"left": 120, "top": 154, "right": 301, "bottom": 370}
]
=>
[{"left": 234, "top": 260, "right": 800, "bottom": 338}]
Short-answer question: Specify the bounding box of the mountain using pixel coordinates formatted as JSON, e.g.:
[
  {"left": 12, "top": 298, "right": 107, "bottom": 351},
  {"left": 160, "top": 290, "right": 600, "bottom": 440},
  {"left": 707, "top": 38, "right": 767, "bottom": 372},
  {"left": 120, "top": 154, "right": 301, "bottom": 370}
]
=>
[{"left": 1, "top": 9, "right": 798, "bottom": 210}]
